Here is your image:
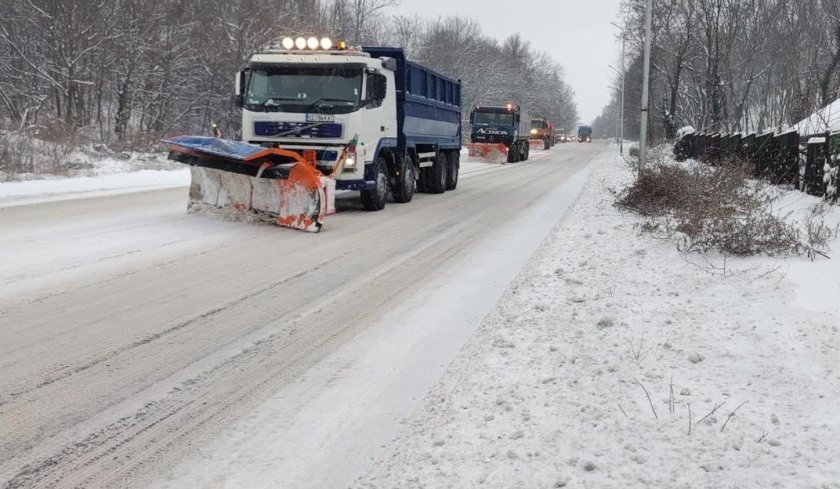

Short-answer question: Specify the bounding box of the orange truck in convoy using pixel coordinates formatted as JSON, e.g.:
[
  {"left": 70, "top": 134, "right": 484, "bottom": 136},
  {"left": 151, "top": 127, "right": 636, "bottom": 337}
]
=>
[{"left": 529, "top": 116, "right": 556, "bottom": 150}]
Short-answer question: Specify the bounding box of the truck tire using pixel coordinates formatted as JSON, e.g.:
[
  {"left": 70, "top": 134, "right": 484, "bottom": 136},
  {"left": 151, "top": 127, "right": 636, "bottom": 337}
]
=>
[
  {"left": 392, "top": 154, "right": 415, "bottom": 203},
  {"left": 507, "top": 142, "right": 519, "bottom": 163},
  {"left": 523, "top": 141, "right": 530, "bottom": 161},
  {"left": 361, "top": 157, "right": 388, "bottom": 211},
  {"left": 445, "top": 151, "right": 459, "bottom": 190},
  {"left": 425, "top": 152, "right": 447, "bottom": 194},
  {"left": 545, "top": 137, "right": 551, "bottom": 150}
]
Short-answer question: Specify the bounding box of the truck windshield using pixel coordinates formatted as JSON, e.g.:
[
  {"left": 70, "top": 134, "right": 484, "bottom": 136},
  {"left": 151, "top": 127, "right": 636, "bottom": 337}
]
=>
[
  {"left": 245, "top": 64, "right": 364, "bottom": 114},
  {"left": 531, "top": 119, "right": 546, "bottom": 129},
  {"left": 473, "top": 112, "right": 514, "bottom": 125}
]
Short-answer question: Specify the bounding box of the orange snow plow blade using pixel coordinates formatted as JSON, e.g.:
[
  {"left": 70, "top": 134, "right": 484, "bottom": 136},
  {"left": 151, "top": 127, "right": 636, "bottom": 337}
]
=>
[
  {"left": 466, "top": 142, "right": 508, "bottom": 163},
  {"left": 528, "top": 138, "right": 546, "bottom": 151},
  {"left": 162, "top": 136, "right": 334, "bottom": 232}
]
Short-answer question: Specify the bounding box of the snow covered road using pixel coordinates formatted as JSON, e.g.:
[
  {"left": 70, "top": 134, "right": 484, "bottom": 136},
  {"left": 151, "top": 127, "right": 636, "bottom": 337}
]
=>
[
  {"left": 352, "top": 152, "right": 840, "bottom": 489},
  {"left": 0, "top": 143, "right": 603, "bottom": 488}
]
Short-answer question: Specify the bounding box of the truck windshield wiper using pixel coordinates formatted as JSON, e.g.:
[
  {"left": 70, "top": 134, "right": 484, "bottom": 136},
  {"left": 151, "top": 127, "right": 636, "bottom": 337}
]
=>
[
  {"left": 303, "top": 98, "right": 356, "bottom": 113},
  {"left": 262, "top": 97, "right": 300, "bottom": 105},
  {"left": 243, "top": 97, "right": 299, "bottom": 112}
]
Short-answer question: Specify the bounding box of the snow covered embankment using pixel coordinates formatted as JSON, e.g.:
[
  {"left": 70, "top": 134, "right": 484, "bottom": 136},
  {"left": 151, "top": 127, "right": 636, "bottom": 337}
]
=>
[{"left": 353, "top": 154, "right": 840, "bottom": 488}]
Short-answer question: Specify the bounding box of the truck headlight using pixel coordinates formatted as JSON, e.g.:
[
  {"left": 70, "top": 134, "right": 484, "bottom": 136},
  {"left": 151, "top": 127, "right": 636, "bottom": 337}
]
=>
[
  {"left": 530, "top": 129, "right": 537, "bottom": 135},
  {"left": 344, "top": 156, "right": 356, "bottom": 169},
  {"left": 282, "top": 37, "right": 295, "bottom": 50}
]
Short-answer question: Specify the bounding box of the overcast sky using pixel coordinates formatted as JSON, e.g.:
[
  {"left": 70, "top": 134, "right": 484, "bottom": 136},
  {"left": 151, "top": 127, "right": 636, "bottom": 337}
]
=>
[{"left": 392, "top": 0, "right": 623, "bottom": 123}]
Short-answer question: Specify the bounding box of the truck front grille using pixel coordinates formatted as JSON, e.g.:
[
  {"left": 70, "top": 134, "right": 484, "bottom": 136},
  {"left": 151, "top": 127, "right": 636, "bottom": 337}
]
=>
[{"left": 254, "top": 122, "right": 343, "bottom": 139}]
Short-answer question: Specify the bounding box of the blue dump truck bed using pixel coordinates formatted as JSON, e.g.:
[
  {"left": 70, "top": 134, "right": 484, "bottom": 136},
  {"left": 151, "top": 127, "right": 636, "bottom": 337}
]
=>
[{"left": 364, "top": 47, "right": 462, "bottom": 151}]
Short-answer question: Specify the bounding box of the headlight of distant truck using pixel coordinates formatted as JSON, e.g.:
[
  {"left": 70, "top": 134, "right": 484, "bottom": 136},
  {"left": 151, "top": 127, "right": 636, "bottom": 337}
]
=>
[{"left": 530, "top": 129, "right": 537, "bottom": 135}]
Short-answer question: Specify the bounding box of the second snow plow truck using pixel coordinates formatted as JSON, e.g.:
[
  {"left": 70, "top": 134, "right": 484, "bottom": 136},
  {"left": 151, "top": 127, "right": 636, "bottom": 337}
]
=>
[
  {"left": 163, "top": 38, "right": 462, "bottom": 232},
  {"left": 529, "top": 115, "right": 555, "bottom": 150},
  {"left": 467, "top": 103, "right": 530, "bottom": 163}
]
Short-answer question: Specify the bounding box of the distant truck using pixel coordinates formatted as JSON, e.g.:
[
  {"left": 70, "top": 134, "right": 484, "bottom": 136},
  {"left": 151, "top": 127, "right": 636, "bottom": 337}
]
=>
[
  {"left": 530, "top": 116, "right": 556, "bottom": 149},
  {"left": 467, "top": 103, "right": 531, "bottom": 163},
  {"left": 578, "top": 125, "right": 592, "bottom": 142},
  {"left": 557, "top": 128, "right": 567, "bottom": 143}
]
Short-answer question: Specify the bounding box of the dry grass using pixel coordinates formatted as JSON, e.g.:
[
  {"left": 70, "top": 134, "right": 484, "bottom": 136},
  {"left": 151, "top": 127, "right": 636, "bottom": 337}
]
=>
[
  {"left": 616, "top": 160, "right": 804, "bottom": 256},
  {"left": 803, "top": 203, "right": 839, "bottom": 260}
]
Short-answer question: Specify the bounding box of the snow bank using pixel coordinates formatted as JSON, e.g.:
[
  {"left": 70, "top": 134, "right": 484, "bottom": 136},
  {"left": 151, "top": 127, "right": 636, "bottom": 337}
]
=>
[
  {"left": 676, "top": 125, "right": 696, "bottom": 139},
  {"left": 794, "top": 98, "right": 840, "bottom": 136},
  {"left": 0, "top": 169, "right": 189, "bottom": 208},
  {"left": 353, "top": 154, "right": 840, "bottom": 488}
]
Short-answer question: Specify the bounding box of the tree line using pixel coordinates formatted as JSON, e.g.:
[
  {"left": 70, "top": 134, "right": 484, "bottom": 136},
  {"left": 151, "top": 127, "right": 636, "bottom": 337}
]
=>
[
  {"left": 593, "top": 0, "right": 840, "bottom": 142},
  {"left": 0, "top": 0, "right": 577, "bottom": 149}
]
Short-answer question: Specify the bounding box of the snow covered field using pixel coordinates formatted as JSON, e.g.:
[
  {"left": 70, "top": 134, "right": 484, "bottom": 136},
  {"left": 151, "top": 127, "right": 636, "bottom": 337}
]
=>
[{"left": 352, "top": 152, "right": 840, "bottom": 488}]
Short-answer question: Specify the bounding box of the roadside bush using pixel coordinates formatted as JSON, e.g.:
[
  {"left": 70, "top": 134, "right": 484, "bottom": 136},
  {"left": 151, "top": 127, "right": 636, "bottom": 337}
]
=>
[
  {"left": 804, "top": 203, "right": 839, "bottom": 259},
  {"left": 616, "top": 160, "right": 805, "bottom": 256},
  {"left": 0, "top": 130, "right": 80, "bottom": 180}
]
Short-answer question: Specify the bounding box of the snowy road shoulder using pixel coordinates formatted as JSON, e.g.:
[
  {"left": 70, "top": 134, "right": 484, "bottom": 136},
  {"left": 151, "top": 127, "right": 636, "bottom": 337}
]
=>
[
  {"left": 352, "top": 153, "right": 840, "bottom": 488},
  {"left": 0, "top": 169, "right": 190, "bottom": 208}
]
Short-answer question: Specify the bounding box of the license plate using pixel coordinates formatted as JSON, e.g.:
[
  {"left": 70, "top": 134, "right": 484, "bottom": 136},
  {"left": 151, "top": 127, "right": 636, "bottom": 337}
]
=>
[{"left": 305, "top": 113, "right": 335, "bottom": 122}]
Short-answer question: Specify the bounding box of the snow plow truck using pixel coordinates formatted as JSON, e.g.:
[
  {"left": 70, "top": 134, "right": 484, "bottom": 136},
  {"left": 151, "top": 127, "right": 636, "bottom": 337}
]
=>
[
  {"left": 163, "top": 39, "right": 462, "bottom": 232},
  {"left": 529, "top": 115, "right": 555, "bottom": 150},
  {"left": 466, "top": 103, "right": 531, "bottom": 163}
]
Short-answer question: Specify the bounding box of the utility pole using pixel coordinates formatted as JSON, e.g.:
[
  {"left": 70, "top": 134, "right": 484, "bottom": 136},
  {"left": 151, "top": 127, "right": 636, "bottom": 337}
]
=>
[
  {"left": 619, "top": 32, "right": 625, "bottom": 155},
  {"left": 638, "top": 0, "right": 653, "bottom": 176},
  {"left": 610, "top": 22, "right": 626, "bottom": 156}
]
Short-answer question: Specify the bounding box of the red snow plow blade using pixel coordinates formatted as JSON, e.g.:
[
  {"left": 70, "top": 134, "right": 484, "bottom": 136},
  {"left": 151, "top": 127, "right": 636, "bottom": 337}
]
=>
[
  {"left": 528, "top": 138, "right": 546, "bottom": 151},
  {"left": 466, "top": 142, "right": 508, "bottom": 163},
  {"left": 162, "top": 136, "right": 336, "bottom": 232}
]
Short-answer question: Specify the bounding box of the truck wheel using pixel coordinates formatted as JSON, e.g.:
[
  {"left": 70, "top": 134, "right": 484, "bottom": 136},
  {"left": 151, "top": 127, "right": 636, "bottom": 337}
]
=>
[
  {"left": 445, "top": 151, "right": 459, "bottom": 190},
  {"left": 361, "top": 158, "right": 388, "bottom": 211},
  {"left": 523, "top": 142, "right": 530, "bottom": 161},
  {"left": 507, "top": 143, "right": 519, "bottom": 163},
  {"left": 392, "top": 154, "right": 415, "bottom": 203},
  {"left": 545, "top": 137, "right": 551, "bottom": 150},
  {"left": 425, "top": 152, "right": 447, "bottom": 194}
]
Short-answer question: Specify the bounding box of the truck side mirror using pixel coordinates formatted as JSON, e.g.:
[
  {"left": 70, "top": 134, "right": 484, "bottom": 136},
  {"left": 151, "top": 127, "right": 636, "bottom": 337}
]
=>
[{"left": 235, "top": 70, "right": 246, "bottom": 96}]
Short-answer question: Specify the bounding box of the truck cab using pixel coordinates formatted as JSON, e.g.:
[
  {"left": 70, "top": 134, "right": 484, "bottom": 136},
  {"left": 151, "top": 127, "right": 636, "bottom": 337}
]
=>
[
  {"left": 235, "top": 39, "right": 462, "bottom": 210},
  {"left": 578, "top": 125, "right": 593, "bottom": 142},
  {"left": 468, "top": 104, "right": 530, "bottom": 163}
]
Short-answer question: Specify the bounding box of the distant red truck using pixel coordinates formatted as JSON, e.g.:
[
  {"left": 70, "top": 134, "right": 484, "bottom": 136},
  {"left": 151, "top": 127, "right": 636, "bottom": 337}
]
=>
[{"left": 529, "top": 116, "right": 556, "bottom": 150}]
